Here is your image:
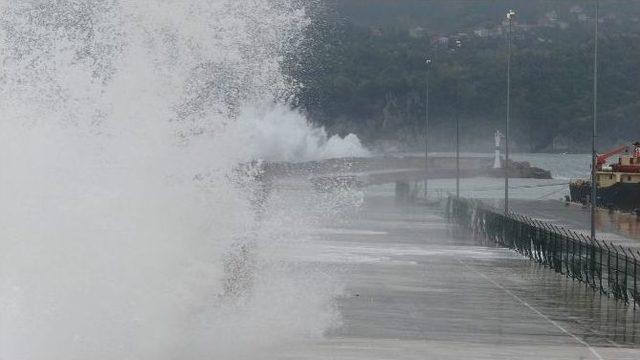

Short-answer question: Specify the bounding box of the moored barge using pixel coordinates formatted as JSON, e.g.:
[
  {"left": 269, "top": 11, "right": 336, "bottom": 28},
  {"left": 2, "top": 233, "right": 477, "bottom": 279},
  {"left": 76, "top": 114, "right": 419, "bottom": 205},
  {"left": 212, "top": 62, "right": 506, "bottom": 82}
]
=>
[{"left": 570, "top": 142, "right": 640, "bottom": 212}]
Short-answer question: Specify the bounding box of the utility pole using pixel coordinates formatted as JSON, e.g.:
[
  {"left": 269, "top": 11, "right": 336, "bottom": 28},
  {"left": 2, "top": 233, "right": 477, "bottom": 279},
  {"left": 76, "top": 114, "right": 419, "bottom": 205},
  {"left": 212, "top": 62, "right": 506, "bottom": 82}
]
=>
[
  {"left": 591, "top": 1, "right": 599, "bottom": 241},
  {"left": 425, "top": 59, "right": 432, "bottom": 200},
  {"left": 505, "top": 10, "right": 516, "bottom": 215},
  {"left": 455, "top": 40, "right": 462, "bottom": 199}
]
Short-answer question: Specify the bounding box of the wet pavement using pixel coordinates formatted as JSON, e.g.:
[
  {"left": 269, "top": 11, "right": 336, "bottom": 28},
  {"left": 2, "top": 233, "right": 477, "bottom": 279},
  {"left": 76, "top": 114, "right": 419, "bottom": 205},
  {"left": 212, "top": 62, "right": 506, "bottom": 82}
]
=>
[
  {"left": 280, "top": 189, "right": 640, "bottom": 359},
  {"left": 509, "top": 199, "right": 640, "bottom": 249},
  {"left": 417, "top": 175, "right": 640, "bottom": 248}
]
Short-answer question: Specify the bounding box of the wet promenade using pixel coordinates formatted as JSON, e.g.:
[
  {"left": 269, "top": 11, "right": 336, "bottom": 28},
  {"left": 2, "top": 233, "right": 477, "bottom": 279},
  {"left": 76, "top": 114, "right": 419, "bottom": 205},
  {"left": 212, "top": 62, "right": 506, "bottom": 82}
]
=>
[
  {"left": 280, "top": 190, "right": 640, "bottom": 359},
  {"left": 509, "top": 199, "right": 640, "bottom": 249}
]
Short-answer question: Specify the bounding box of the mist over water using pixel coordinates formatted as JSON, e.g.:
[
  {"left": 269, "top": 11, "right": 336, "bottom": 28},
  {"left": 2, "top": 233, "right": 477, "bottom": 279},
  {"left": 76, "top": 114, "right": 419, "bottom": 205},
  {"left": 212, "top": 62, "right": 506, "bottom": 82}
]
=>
[{"left": 0, "top": 1, "right": 364, "bottom": 359}]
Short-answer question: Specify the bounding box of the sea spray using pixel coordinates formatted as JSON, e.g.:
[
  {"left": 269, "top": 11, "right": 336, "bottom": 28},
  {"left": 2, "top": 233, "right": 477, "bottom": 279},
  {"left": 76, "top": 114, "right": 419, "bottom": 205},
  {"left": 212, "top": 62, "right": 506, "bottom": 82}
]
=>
[
  {"left": 0, "top": 1, "right": 362, "bottom": 359},
  {"left": 239, "top": 103, "right": 370, "bottom": 162}
]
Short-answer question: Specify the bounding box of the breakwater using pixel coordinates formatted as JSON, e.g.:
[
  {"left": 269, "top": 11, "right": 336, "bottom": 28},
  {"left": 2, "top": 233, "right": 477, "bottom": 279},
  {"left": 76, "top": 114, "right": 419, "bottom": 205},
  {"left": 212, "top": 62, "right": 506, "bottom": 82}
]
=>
[{"left": 447, "top": 197, "right": 640, "bottom": 307}]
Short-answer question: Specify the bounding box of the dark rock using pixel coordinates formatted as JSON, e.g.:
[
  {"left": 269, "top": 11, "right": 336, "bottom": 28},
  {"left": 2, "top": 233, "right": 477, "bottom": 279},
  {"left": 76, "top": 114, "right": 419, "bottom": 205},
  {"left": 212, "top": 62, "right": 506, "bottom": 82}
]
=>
[{"left": 486, "top": 160, "right": 552, "bottom": 179}]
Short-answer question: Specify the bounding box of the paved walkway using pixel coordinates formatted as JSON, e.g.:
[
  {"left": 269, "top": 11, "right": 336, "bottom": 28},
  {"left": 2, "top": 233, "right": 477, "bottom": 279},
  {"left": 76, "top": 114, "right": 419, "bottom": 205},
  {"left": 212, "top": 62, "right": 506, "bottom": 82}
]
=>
[{"left": 279, "top": 194, "right": 640, "bottom": 359}]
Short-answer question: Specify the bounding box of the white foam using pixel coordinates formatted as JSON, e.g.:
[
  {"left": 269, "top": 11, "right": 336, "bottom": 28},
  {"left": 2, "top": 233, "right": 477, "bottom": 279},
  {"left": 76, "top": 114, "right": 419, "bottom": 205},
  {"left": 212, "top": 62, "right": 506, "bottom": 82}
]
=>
[
  {"left": 0, "top": 1, "right": 349, "bottom": 359},
  {"left": 240, "top": 103, "right": 369, "bottom": 162}
]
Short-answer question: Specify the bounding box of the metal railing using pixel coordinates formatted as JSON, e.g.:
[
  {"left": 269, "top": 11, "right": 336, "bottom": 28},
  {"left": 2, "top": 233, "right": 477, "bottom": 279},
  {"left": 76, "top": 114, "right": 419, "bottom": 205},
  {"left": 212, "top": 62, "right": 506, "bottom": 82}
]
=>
[{"left": 447, "top": 196, "right": 640, "bottom": 307}]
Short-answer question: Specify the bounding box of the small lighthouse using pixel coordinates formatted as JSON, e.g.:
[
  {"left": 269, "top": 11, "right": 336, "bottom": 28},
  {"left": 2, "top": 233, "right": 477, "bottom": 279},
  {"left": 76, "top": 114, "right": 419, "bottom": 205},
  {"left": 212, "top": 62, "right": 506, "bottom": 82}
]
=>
[{"left": 494, "top": 130, "right": 504, "bottom": 169}]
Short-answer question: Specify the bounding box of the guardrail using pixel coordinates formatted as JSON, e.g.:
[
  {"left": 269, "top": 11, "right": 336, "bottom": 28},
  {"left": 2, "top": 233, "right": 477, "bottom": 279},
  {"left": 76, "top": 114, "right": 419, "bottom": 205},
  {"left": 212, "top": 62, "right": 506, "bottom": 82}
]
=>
[{"left": 447, "top": 197, "right": 640, "bottom": 307}]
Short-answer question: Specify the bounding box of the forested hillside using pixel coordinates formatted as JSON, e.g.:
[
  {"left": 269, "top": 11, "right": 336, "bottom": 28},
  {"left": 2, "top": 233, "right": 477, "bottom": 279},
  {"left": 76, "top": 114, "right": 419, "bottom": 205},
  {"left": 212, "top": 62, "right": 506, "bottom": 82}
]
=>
[{"left": 291, "top": 1, "right": 640, "bottom": 152}]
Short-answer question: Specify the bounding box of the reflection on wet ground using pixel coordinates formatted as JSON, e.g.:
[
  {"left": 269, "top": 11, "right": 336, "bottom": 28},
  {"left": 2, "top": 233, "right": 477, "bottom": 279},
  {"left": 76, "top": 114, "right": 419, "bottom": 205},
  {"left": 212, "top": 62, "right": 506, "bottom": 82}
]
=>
[
  {"left": 423, "top": 176, "right": 640, "bottom": 247},
  {"left": 509, "top": 199, "right": 640, "bottom": 248},
  {"left": 280, "top": 193, "right": 640, "bottom": 359},
  {"left": 597, "top": 208, "right": 640, "bottom": 244}
]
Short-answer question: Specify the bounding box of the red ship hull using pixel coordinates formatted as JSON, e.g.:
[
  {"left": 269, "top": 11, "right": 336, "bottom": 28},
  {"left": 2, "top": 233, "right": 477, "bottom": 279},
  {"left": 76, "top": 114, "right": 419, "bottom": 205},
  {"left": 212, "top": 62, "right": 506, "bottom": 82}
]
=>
[{"left": 611, "top": 165, "right": 640, "bottom": 173}]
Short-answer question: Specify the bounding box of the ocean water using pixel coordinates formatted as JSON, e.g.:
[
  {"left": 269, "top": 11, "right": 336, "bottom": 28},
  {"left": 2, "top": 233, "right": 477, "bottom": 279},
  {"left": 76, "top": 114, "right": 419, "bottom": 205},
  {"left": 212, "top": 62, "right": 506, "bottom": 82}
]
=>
[
  {"left": 512, "top": 153, "right": 590, "bottom": 180},
  {"left": 395, "top": 152, "right": 590, "bottom": 202}
]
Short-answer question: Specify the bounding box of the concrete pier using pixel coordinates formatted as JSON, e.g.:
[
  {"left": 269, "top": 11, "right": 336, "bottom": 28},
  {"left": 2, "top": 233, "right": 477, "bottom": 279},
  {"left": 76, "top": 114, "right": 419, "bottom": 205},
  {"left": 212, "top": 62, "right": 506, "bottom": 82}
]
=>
[
  {"left": 278, "top": 190, "right": 640, "bottom": 359},
  {"left": 264, "top": 155, "right": 550, "bottom": 189}
]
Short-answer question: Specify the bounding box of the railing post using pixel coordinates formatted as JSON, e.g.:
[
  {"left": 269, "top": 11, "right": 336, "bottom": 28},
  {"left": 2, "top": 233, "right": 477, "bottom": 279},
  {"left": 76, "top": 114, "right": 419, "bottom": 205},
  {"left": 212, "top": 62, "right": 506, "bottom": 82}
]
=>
[
  {"left": 558, "top": 229, "right": 563, "bottom": 274},
  {"left": 632, "top": 252, "right": 640, "bottom": 310},
  {"left": 579, "top": 234, "right": 588, "bottom": 286},
  {"left": 571, "top": 236, "right": 576, "bottom": 279},
  {"left": 564, "top": 232, "right": 569, "bottom": 276},
  {"left": 598, "top": 240, "right": 604, "bottom": 293},
  {"left": 587, "top": 234, "right": 597, "bottom": 289},
  {"left": 603, "top": 243, "right": 608, "bottom": 295},
  {"left": 592, "top": 238, "right": 602, "bottom": 291},
  {"left": 615, "top": 243, "right": 620, "bottom": 299},
  {"left": 620, "top": 245, "right": 630, "bottom": 303}
]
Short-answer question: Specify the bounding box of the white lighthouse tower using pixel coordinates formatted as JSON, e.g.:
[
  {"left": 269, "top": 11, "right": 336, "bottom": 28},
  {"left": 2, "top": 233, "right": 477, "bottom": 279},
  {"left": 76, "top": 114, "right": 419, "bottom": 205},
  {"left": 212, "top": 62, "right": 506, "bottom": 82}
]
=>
[{"left": 494, "top": 130, "right": 504, "bottom": 169}]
